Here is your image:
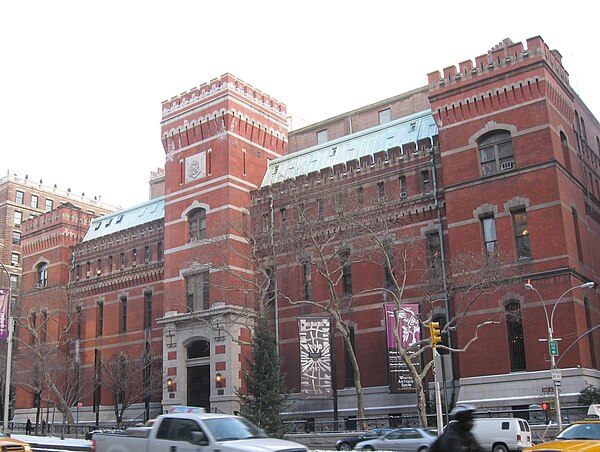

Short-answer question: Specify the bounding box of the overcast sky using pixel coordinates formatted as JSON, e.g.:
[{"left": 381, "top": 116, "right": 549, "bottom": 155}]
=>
[{"left": 1, "top": 1, "right": 598, "bottom": 209}]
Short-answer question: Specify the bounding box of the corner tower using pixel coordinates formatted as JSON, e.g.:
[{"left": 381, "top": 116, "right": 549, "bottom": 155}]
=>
[
  {"left": 158, "top": 74, "right": 288, "bottom": 413},
  {"left": 428, "top": 37, "right": 600, "bottom": 408}
]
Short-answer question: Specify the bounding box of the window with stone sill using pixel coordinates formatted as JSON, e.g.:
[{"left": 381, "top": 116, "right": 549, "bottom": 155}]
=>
[{"left": 479, "top": 131, "right": 515, "bottom": 176}]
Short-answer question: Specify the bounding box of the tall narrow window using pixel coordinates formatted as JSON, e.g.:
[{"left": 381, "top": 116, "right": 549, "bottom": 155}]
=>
[
  {"left": 75, "top": 264, "right": 80, "bottom": 281},
  {"left": 481, "top": 216, "right": 497, "bottom": 254},
  {"left": 344, "top": 326, "right": 356, "bottom": 387},
  {"left": 572, "top": 207, "right": 583, "bottom": 261},
  {"left": 108, "top": 255, "right": 113, "bottom": 273},
  {"left": 302, "top": 260, "right": 312, "bottom": 301},
  {"left": 422, "top": 170, "right": 431, "bottom": 194},
  {"left": 512, "top": 208, "right": 531, "bottom": 259},
  {"left": 317, "top": 198, "right": 324, "bottom": 220},
  {"left": 157, "top": 242, "right": 163, "bottom": 260},
  {"left": 560, "top": 132, "right": 571, "bottom": 172},
  {"left": 76, "top": 305, "right": 82, "bottom": 339},
  {"left": 340, "top": 248, "right": 352, "bottom": 294},
  {"left": 145, "top": 245, "right": 151, "bottom": 263},
  {"left": 399, "top": 176, "right": 407, "bottom": 198},
  {"left": 11, "top": 253, "right": 20, "bottom": 267},
  {"left": 96, "top": 301, "right": 104, "bottom": 337},
  {"left": 30, "top": 311, "right": 37, "bottom": 344},
  {"left": 93, "top": 349, "right": 102, "bottom": 413},
  {"left": 505, "top": 302, "right": 527, "bottom": 372},
  {"left": 479, "top": 131, "right": 514, "bottom": 175},
  {"left": 14, "top": 210, "right": 22, "bottom": 226},
  {"left": 144, "top": 292, "right": 153, "bottom": 330},
  {"left": 37, "top": 263, "right": 48, "bottom": 288},
  {"left": 357, "top": 187, "right": 364, "bottom": 209},
  {"left": 280, "top": 208, "right": 286, "bottom": 224},
  {"left": 132, "top": 249, "right": 137, "bottom": 267},
  {"left": 30, "top": 194, "right": 39, "bottom": 209},
  {"left": 12, "top": 231, "right": 20, "bottom": 245},
  {"left": 242, "top": 149, "right": 247, "bottom": 176},
  {"left": 427, "top": 232, "right": 442, "bottom": 276},
  {"left": 186, "top": 271, "right": 210, "bottom": 312},
  {"left": 120, "top": 252, "right": 125, "bottom": 270},
  {"left": 119, "top": 296, "right": 127, "bottom": 333},
  {"left": 15, "top": 190, "right": 24, "bottom": 204},
  {"left": 378, "top": 182, "right": 385, "bottom": 201},
  {"left": 188, "top": 208, "right": 207, "bottom": 241},
  {"left": 96, "top": 258, "right": 102, "bottom": 275},
  {"left": 41, "top": 309, "right": 48, "bottom": 343},
  {"left": 86, "top": 261, "right": 91, "bottom": 278},
  {"left": 45, "top": 199, "right": 53, "bottom": 211},
  {"left": 584, "top": 298, "right": 597, "bottom": 369},
  {"left": 383, "top": 242, "right": 394, "bottom": 288}
]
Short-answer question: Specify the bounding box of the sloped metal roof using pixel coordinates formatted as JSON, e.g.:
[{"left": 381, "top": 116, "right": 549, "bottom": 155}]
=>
[
  {"left": 83, "top": 196, "right": 165, "bottom": 242},
  {"left": 261, "top": 110, "right": 437, "bottom": 187}
]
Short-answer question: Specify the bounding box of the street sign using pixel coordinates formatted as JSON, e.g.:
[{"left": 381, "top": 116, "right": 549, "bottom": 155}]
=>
[
  {"left": 551, "top": 368, "right": 562, "bottom": 382},
  {"left": 549, "top": 340, "right": 559, "bottom": 356}
]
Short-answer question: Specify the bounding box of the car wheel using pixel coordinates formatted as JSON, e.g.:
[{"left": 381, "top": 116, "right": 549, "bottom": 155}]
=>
[
  {"left": 418, "top": 447, "right": 429, "bottom": 452},
  {"left": 338, "top": 444, "right": 352, "bottom": 451},
  {"left": 492, "top": 444, "right": 508, "bottom": 452},
  {"left": 362, "top": 447, "right": 375, "bottom": 451}
]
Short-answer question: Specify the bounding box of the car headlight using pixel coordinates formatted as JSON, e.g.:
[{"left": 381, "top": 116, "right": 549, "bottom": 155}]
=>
[{"left": 24, "top": 446, "right": 32, "bottom": 452}]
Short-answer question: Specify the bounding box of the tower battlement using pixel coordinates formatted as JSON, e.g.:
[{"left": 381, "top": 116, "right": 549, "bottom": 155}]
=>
[
  {"left": 427, "top": 36, "right": 569, "bottom": 91},
  {"left": 161, "top": 73, "right": 287, "bottom": 121}
]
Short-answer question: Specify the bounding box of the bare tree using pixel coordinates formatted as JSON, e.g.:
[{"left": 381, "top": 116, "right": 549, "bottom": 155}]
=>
[
  {"left": 100, "top": 348, "right": 163, "bottom": 428},
  {"left": 13, "top": 286, "right": 93, "bottom": 432}
]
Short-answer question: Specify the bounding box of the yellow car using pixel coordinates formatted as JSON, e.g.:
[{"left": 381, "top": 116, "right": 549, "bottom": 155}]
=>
[
  {"left": 0, "top": 432, "right": 32, "bottom": 451},
  {"left": 525, "top": 419, "right": 600, "bottom": 451}
]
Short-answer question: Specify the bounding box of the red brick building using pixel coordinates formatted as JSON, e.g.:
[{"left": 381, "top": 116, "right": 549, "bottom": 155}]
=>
[{"left": 11, "top": 36, "right": 600, "bottom": 428}]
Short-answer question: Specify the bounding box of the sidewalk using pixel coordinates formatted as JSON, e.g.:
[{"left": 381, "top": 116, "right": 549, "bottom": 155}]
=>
[{"left": 11, "top": 434, "right": 91, "bottom": 450}]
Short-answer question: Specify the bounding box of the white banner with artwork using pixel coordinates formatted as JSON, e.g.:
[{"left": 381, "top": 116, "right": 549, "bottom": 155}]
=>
[
  {"left": 385, "top": 303, "right": 421, "bottom": 392},
  {"left": 298, "top": 317, "right": 332, "bottom": 399}
]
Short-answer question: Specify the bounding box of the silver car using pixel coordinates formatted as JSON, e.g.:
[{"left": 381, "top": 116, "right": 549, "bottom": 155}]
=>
[{"left": 354, "top": 427, "right": 437, "bottom": 451}]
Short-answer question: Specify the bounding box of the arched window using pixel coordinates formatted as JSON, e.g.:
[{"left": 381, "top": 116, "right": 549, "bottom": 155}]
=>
[
  {"left": 36, "top": 262, "right": 48, "bottom": 288},
  {"left": 505, "top": 302, "right": 526, "bottom": 372},
  {"left": 188, "top": 208, "right": 206, "bottom": 241},
  {"left": 560, "top": 131, "right": 571, "bottom": 172},
  {"left": 478, "top": 131, "right": 514, "bottom": 176},
  {"left": 187, "top": 340, "right": 210, "bottom": 359}
]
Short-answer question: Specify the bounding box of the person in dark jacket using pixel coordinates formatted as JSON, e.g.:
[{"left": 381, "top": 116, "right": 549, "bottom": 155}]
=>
[
  {"left": 25, "top": 418, "right": 32, "bottom": 435},
  {"left": 430, "top": 404, "right": 482, "bottom": 452}
]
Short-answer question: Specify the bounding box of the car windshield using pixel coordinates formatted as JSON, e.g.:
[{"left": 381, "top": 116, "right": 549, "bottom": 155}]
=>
[
  {"left": 424, "top": 429, "right": 438, "bottom": 437},
  {"left": 556, "top": 423, "right": 600, "bottom": 440},
  {"left": 203, "top": 417, "right": 268, "bottom": 441}
]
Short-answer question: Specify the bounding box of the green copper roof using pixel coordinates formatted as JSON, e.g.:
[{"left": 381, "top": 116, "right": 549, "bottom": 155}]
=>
[
  {"left": 261, "top": 110, "right": 437, "bottom": 187},
  {"left": 83, "top": 196, "right": 164, "bottom": 241}
]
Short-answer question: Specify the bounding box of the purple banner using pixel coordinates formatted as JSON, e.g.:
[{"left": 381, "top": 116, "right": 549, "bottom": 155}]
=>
[
  {"left": 298, "top": 317, "right": 332, "bottom": 399},
  {"left": 0, "top": 288, "right": 9, "bottom": 341},
  {"left": 385, "top": 303, "right": 421, "bottom": 392}
]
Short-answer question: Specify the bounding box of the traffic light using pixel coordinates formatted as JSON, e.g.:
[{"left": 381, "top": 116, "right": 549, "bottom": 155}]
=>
[
  {"left": 541, "top": 402, "right": 550, "bottom": 423},
  {"left": 429, "top": 321, "right": 442, "bottom": 348}
]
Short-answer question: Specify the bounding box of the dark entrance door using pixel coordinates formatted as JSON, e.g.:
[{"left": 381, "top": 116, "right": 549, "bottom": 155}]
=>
[{"left": 187, "top": 365, "right": 210, "bottom": 410}]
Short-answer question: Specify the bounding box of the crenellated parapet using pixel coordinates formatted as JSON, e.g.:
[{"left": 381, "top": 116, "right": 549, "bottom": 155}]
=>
[
  {"left": 161, "top": 73, "right": 287, "bottom": 121},
  {"left": 427, "top": 36, "right": 575, "bottom": 127},
  {"left": 427, "top": 36, "right": 569, "bottom": 91}
]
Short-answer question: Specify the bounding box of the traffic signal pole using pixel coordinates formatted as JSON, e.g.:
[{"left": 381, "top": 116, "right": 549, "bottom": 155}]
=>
[{"left": 429, "top": 322, "right": 444, "bottom": 434}]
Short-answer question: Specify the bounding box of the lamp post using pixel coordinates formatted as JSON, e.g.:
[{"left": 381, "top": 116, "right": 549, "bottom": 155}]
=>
[
  {"left": 0, "top": 261, "right": 14, "bottom": 432},
  {"left": 524, "top": 280, "right": 595, "bottom": 430}
]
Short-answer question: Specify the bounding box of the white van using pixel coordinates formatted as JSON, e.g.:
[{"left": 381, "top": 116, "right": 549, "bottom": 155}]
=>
[{"left": 471, "top": 417, "right": 533, "bottom": 452}]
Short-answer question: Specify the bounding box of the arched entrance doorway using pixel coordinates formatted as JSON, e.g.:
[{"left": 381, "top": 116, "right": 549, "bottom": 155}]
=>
[{"left": 186, "top": 339, "right": 210, "bottom": 410}]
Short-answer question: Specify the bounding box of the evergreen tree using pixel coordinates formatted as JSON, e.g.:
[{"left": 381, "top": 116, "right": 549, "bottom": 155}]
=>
[{"left": 237, "top": 315, "right": 287, "bottom": 437}]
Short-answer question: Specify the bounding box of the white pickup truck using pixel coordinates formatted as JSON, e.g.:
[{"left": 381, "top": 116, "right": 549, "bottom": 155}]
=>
[{"left": 91, "top": 411, "right": 307, "bottom": 452}]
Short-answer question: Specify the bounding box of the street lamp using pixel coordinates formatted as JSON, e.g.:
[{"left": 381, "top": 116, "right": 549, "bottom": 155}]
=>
[{"left": 524, "top": 280, "right": 595, "bottom": 430}]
